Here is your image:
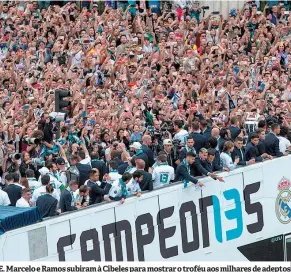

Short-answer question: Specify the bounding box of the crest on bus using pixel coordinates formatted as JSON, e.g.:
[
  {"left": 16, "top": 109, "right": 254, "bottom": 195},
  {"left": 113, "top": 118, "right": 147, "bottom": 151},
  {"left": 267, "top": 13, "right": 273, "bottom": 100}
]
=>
[{"left": 275, "top": 177, "right": 291, "bottom": 224}]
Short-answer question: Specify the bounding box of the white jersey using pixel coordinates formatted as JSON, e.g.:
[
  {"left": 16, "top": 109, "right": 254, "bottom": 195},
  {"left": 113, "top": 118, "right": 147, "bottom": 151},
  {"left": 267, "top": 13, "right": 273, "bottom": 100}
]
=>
[
  {"left": 173, "top": 129, "right": 189, "bottom": 145},
  {"left": 73, "top": 189, "right": 89, "bottom": 205},
  {"left": 16, "top": 197, "right": 30, "bottom": 208},
  {"left": 31, "top": 185, "right": 60, "bottom": 203},
  {"left": 152, "top": 163, "right": 175, "bottom": 189},
  {"left": 48, "top": 173, "right": 65, "bottom": 196},
  {"left": 126, "top": 179, "right": 141, "bottom": 196},
  {"left": 27, "top": 178, "right": 41, "bottom": 194},
  {"left": 0, "top": 189, "right": 10, "bottom": 206},
  {"left": 106, "top": 179, "right": 123, "bottom": 199},
  {"left": 59, "top": 171, "right": 68, "bottom": 187}
]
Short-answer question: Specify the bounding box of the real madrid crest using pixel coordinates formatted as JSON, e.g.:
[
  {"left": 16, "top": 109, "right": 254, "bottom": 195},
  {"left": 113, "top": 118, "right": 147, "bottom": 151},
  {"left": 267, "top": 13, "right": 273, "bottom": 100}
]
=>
[{"left": 276, "top": 177, "right": 291, "bottom": 224}]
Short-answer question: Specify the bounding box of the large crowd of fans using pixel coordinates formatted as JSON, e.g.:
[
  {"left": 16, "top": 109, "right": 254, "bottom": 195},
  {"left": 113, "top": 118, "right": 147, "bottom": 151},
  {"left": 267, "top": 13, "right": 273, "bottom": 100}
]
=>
[{"left": 1, "top": 0, "right": 291, "bottom": 217}]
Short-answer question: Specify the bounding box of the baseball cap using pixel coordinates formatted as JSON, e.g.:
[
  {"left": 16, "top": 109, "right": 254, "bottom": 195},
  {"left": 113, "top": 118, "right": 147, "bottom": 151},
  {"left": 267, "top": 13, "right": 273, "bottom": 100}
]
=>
[
  {"left": 130, "top": 142, "right": 142, "bottom": 149},
  {"left": 163, "top": 139, "right": 172, "bottom": 145},
  {"left": 56, "top": 157, "right": 65, "bottom": 165}
]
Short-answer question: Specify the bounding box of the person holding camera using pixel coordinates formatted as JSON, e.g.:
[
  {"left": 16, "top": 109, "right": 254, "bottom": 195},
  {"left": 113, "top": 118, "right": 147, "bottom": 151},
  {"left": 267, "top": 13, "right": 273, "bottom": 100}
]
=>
[
  {"left": 19, "top": 151, "right": 37, "bottom": 178},
  {"left": 2, "top": 145, "right": 21, "bottom": 177}
]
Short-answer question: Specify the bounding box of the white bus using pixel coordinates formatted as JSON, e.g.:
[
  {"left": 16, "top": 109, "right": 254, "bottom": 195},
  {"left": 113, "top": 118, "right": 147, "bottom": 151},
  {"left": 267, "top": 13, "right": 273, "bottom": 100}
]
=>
[{"left": 1, "top": 156, "right": 291, "bottom": 261}]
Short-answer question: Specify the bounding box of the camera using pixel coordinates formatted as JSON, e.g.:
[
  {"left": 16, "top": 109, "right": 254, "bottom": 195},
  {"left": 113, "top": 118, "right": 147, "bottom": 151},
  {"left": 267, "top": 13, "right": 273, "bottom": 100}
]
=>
[
  {"left": 49, "top": 112, "right": 66, "bottom": 122},
  {"left": 24, "top": 137, "right": 42, "bottom": 145},
  {"left": 172, "top": 139, "right": 184, "bottom": 160},
  {"left": 31, "top": 157, "right": 45, "bottom": 166},
  {"left": 8, "top": 153, "right": 21, "bottom": 161}
]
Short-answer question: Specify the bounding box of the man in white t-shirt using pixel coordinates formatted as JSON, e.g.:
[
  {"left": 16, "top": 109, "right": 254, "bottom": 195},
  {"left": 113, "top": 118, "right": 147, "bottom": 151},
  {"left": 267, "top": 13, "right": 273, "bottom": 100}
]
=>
[
  {"left": 25, "top": 169, "right": 40, "bottom": 194},
  {"left": 31, "top": 175, "right": 60, "bottom": 204},
  {"left": 16, "top": 188, "right": 31, "bottom": 207},
  {"left": 0, "top": 188, "right": 10, "bottom": 206},
  {"left": 152, "top": 154, "right": 175, "bottom": 189},
  {"left": 278, "top": 127, "right": 291, "bottom": 153},
  {"left": 173, "top": 120, "right": 189, "bottom": 145},
  {"left": 127, "top": 171, "right": 142, "bottom": 197},
  {"left": 46, "top": 161, "right": 65, "bottom": 198}
]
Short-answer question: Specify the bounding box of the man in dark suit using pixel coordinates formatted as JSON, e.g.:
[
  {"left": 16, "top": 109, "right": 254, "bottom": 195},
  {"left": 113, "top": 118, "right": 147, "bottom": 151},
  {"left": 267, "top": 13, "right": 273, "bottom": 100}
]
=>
[
  {"left": 256, "top": 128, "right": 266, "bottom": 156},
  {"left": 76, "top": 150, "right": 92, "bottom": 186},
  {"left": 189, "top": 121, "right": 207, "bottom": 152},
  {"left": 60, "top": 180, "right": 79, "bottom": 213},
  {"left": 131, "top": 142, "right": 150, "bottom": 171},
  {"left": 207, "top": 148, "right": 223, "bottom": 171},
  {"left": 231, "top": 137, "right": 255, "bottom": 166},
  {"left": 200, "top": 120, "right": 212, "bottom": 140},
  {"left": 90, "top": 152, "right": 107, "bottom": 181},
  {"left": 86, "top": 168, "right": 111, "bottom": 205},
  {"left": 246, "top": 134, "right": 271, "bottom": 162},
  {"left": 175, "top": 152, "right": 202, "bottom": 186},
  {"left": 179, "top": 136, "right": 196, "bottom": 162},
  {"left": 264, "top": 124, "right": 286, "bottom": 157},
  {"left": 229, "top": 116, "right": 241, "bottom": 140},
  {"left": 141, "top": 135, "right": 155, "bottom": 168},
  {"left": 36, "top": 184, "right": 59, "bottom": 218},
  {"left": 218, "top": 128, "right": 232, "bottom": 152},
  {"left": 135, "top": 159, "right": 153, "bottom": 191},
  {"left": 208, "top": 138, "right": 222, "bottom": 171},
  {"left": 3, "top": 173, "right": 22, "bottom": 206},
  {"left": 194, "top": 148, "right": 224, "bottom": 181},
  {"left": 204, "top": 149, "right": 223, "bottom": 172}
]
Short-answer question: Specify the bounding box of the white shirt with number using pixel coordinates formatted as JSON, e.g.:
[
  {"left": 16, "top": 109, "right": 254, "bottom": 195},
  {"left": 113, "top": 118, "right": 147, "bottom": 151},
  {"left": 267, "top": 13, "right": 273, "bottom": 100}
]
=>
[
  {"left": 152, "top": 164, "right": 175, "bottom": 189},
  {"left": 0, "top": 189, "right": 10, "bottom": 206},
  {"left": 173, "top": 129, "right": 189, "bottom": 145}
]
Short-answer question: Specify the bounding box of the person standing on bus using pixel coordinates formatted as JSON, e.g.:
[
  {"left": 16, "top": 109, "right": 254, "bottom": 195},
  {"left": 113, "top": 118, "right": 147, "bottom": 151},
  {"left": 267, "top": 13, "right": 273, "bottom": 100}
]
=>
[{"left": 152, "top": 154, "right": 175, "bottom": 189}]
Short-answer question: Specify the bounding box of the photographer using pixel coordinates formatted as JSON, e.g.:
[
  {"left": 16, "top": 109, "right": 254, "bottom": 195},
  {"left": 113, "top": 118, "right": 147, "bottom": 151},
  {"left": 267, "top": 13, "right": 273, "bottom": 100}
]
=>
[
  {"left": 37, "top": 112, "right": 54, "bottom": 143},
  {"left": 2, "top": 146, "right": 21, "bottom": 177},
  {"left": 19, "top": 151, "right": 37, "bottom": 178},
  {"left": 146, "top": 121, "right": 165, "bottom": 156},
  {"left": 25, "top": 130, "right": 46, "bottom": 160}
]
